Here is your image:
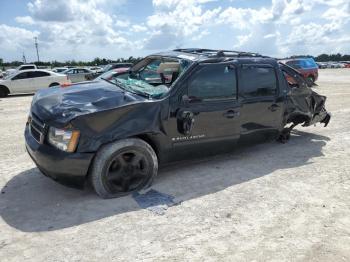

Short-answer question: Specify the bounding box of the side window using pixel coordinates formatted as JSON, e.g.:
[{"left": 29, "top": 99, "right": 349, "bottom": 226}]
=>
[
  {"left": 20, "top": 66, "right": 35, "bottom": 71},
  {"left": 29, "top": 71, "right": 50, "bottom": 78},
  {"left": 241, "top": 66, "right": 277, "bottom": 98},
  {"left": 188, "top": 64, "right": 237, "bottom": 100},
  {"left": 286, "top": 61, "right": 301, "bottom": 69},
  {"left": 12, "top": 72, "right": 29, "bottom": 80},
  {"left": 141, "top": 60, "right": 161, "bottom": 80}
]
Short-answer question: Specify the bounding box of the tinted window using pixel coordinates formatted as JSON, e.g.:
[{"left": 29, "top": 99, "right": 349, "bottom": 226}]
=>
[
  {"left": 286, "top": 61, "right": 301, "bottom": 69},
  {"left": 188, "top": 64, "right": 236, "bottom": 100},
  {"left": 241, "top": 66, "right": 277, "bottom": 97},
  {"left": 12, "top": 72, "right": 29, "bottom": 80},
  {"left": 300, "top": 59, "right": 317, "bottom": 69},
  {"left": 20, "top": 66, "right": 35, "bottom": 71},
  {"left": 29, "top": 71, "right": 50, "bottom": 78}
]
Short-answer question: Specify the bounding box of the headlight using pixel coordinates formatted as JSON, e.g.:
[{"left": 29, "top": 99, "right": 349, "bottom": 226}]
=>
[{"left": 47, "top": 127, "right": 80, "bottom": 152}]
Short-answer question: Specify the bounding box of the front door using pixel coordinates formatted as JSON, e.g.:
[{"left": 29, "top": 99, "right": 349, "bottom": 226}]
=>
[
  {"left": 9, "top": 72, "right": 36, "bottom": 93},
  {"left": 166, "top": 62, "right": 241, "bottom": 161}
]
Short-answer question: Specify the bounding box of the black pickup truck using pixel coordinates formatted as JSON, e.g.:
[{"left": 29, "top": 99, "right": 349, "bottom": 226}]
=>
[{"left": 25, "top": 49, "right": 330, "bottom": 198}]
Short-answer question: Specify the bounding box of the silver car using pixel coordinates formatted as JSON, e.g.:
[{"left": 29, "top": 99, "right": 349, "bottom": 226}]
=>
[{"left": 62, "top": 68, "right": 94, "bottom": 83}]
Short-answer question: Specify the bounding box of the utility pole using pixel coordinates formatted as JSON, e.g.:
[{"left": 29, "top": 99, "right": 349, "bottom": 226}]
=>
[
  {"left": 34, "top": 37, "right": 40, "bottom": 63},
  {"left": 22, "top": 52, "right": 27, "bottom": 64}
]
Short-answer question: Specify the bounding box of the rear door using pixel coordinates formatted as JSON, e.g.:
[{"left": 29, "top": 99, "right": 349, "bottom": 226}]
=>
[
  {"left": 28, "top": 71, "right": 52, "bottom": 90},
  {"left": 78, "top": 69, "right": 90, "bottom": 81},
  {"left": 166, "top": 62, "right": 241, "bottom": 160},
  {"left": 238, "top": 64, "right": 284, "bottom": 143}
]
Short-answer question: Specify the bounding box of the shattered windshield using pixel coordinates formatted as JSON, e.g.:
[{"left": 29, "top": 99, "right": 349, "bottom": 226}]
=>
[{"left": 108, "top": 56, "right": 192, "bottom": 99}]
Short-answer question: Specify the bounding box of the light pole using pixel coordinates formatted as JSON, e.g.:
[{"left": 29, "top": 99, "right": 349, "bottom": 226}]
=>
[
  {"left": 22, "top": 52, "right": 27, "bottom": 63},
  {"left": 34, "top": 37, "right": 40, "bottom": 63}
]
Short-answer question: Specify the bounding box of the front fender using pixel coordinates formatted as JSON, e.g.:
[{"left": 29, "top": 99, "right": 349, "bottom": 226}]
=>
[{"left": 72, "top": 100, "right": 169, "bottom": 152}]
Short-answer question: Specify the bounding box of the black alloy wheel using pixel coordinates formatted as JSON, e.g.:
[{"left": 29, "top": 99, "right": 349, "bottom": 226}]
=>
[{"left": 102, "top": 150, "right": 151, "bottom": 193}]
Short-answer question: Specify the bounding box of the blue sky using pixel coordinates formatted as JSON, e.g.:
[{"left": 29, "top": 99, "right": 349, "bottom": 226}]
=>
[{"left": 0, "top": 0, "right": 349, "bottom": 62}]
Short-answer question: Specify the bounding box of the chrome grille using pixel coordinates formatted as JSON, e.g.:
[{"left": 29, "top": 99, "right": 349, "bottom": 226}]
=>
[{"left": 29, "top": 114, "right": 47, "bottom": 144}]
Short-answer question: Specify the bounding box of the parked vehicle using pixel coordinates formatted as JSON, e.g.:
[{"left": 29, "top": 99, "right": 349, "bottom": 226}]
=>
[
  {"left": 16, "top": 64, "right": 37, "bottom": 71},
  {"left": 0, "top": 69, "right": 70, "bottom": 97},
  {"left": 0, "top": 70, "right": 3, "bottom": 79},
  {"left": 52, "top": 67, "right": 68, "bottom": 73},
  {"left": 88, "top": 66, "right": 104, "bottom": 74},
  {"left": 94, "top": 67, "right": 130, "bottom": 81},
  {"left": 342, "top": 62, "right": 350, "bottom": 68},
  {"left": 282, "top": 58, "right": 318, "bottom": 83},
  {"left": 25, "top": 49, "right": 330, "bottom": 198},
  {"left": 316, "top": 62, "right": 328, "bottom": 69},
  {"left": 102, "top": 63, "right": 133, "bottom": 73},
  {"left": 3, "top": 64, "right": 38, "bottom": 78},
  {"left": 62, "top": 68, "right": 94, "bottom": 83}
]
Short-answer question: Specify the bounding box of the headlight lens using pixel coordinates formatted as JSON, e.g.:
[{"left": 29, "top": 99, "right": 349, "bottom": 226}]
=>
[{"left": 47, "top": 127, "right": 80, "bottom": 152}]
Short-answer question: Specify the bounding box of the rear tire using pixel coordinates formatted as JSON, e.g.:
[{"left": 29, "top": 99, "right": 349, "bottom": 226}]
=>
[
  {"left": 0, "top": 86, "right": 9, "bottom": 98},
  {"left": 90, "top": 138, "right": 158, "bottom": 199},
  {"left": 307, "top": 76, "right": 315, "bottom": 83},
  {"left": 306, "top": 76, "right": 315, "bottom": 87}
]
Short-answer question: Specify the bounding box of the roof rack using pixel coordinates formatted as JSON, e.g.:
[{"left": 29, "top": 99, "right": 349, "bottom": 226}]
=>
[{"left": 173, "top": 48, "right": 265, "bottom": 58}]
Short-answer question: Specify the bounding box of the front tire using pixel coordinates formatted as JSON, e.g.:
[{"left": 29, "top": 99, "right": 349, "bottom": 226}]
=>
[{"left": 90, "top": 138, "right": 158, "bottom": 199}]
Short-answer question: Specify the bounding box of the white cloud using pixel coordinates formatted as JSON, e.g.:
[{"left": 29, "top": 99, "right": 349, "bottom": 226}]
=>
[
  {"left": 15, "top": 16, "right": 35, "bottom": 25},
  {"left": 145, "top": 0, "right": 221, "bottom": 49},
  {"left": 0, "top": 24, "right": 39, "bottom": 52},
  {"left": 2, "top": 0, "right": 350, "bottom": 60},
  {"left": 15, "top": 0, "right": 134, "bottom": 58},
  {"left": 131, "top": 24, "right": 148, "bottom": 32}
]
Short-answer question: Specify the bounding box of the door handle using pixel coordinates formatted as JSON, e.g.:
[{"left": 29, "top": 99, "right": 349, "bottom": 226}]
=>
[
  {"left": 223, "top": 110, "right": 240, "bottom": 119},
  {"left": 268, "top": 104, "right": 280, "bottom": 112}
]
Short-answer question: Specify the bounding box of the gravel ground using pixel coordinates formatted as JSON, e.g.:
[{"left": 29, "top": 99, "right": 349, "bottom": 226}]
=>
[{"left": 0, "top": 69, "right": 349, "bottom": 261}]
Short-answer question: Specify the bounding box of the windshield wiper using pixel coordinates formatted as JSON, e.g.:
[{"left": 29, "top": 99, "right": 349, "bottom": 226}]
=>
[{"left": 101, "top": 77, "right": 116, "bottom": 85}]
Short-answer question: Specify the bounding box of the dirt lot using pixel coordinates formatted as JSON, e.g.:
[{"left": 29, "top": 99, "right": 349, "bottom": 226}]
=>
[{"left": 0, "top": 69, "right": 349, "bottom": 261}]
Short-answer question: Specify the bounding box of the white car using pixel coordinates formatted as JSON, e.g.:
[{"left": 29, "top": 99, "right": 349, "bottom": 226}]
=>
[
  {"left": 0, "top": 69, "right": 70, "bottom": 97},
  {"left": 88, "top": 66, "right": 103, "bottom": 73},
  {"left": 3, "top": 64, "right": 38, "bottom": 78}
]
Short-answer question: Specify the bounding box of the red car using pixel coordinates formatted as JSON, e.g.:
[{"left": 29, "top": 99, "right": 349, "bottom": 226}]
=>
[
  {"left": 282, "top": 58, "right": 319, "bottom": 83},
  {"left": 342, "top": 62, "right": 350, "bottom": 68}
]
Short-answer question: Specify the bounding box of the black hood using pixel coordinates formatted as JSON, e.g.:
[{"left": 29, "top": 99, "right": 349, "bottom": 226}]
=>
[{"left": 31, "top": 80, "right": 146, "bottom": 126}]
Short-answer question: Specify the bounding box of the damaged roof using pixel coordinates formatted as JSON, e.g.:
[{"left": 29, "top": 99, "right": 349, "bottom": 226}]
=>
[{"left": 153, "top": 48, "right": 276, "bottom": 64}]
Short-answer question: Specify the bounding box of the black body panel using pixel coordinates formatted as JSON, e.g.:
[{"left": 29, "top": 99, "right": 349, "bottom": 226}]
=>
[
  {"left": 24, "top": 50, "right": 331, "bottom": 188},
  {"left": 25, "top": 125, "right": 94, "bottom": 188}
]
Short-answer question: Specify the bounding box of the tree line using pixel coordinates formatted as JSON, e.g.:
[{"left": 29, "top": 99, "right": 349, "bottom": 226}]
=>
[
  {"left": 0, "top": 56, "right": 143, "bottom": 68},
  {"left": 1, "top": 53, "right": 349, "bottom": 68}
]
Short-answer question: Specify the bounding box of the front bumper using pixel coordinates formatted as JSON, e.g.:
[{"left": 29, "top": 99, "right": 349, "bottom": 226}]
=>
[{"left": 25, "top": 124, "right": 94, "bottom": 188}]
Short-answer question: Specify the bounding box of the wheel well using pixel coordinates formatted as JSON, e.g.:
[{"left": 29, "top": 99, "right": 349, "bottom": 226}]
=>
[
  {"left": 49, "top": 82, "right": 60, "bottom": 87},
  {"left": 288, "top": 114, "right": 309, "bottom": 125},
  {"left": 0, "top": 85, "right": 10, "bottom": 95},
  {"left": 134, "top": 134, "right": 159, "bottom": 158}
]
